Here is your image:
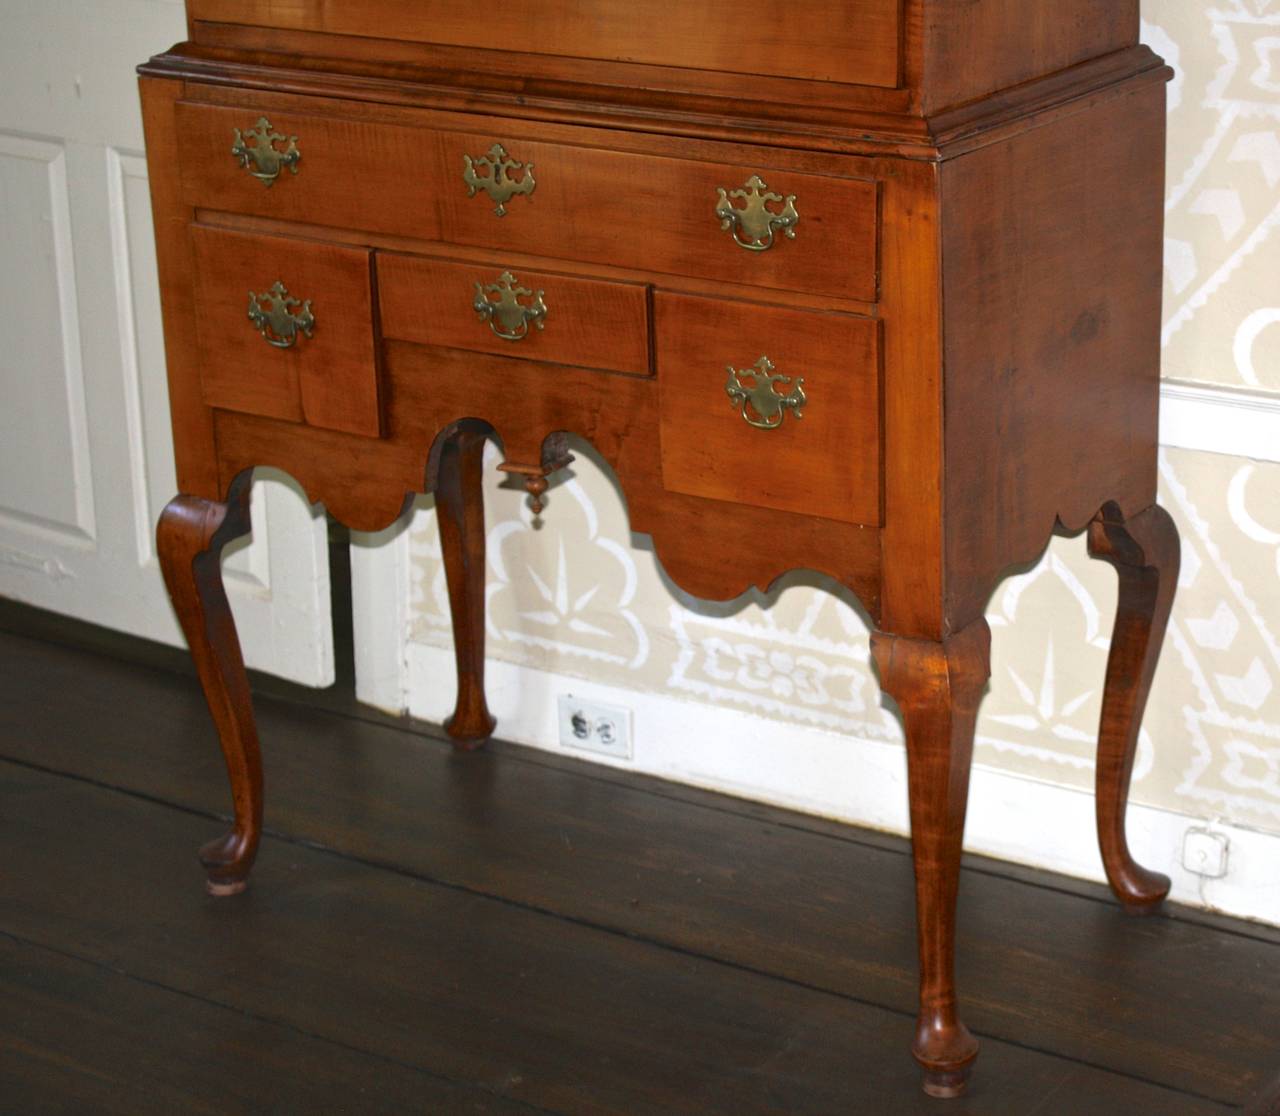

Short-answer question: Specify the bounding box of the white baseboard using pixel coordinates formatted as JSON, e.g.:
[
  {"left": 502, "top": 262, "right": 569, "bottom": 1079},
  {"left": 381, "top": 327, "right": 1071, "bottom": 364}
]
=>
[{"left": 405, "top": 643, "right": 1280, "bottom": 928}]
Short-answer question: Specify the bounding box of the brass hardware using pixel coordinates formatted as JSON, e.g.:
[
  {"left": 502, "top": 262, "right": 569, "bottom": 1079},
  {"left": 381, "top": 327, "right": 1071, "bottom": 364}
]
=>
[
  {"left": 247, "top": 281, "right": 315, "bottom": 349},
  {"left": 231, "top": 117, "right": 301, "bottom": 187},
  {"left": 725, "top": 356, "right": 806, "bottom": 429},
  {"left": 715, "top": 175, "right": 799, "bottom": 252},
  {"left": 463, "top": 143, "right": 536, "bottom": 216},
  {"left": 474, "top": 271, "right": 548, "bottom": 342}
]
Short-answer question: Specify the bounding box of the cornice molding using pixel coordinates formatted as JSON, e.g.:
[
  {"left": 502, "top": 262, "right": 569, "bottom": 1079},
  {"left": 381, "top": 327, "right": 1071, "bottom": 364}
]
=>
[{"left": 140, "top": 44, "right": 1170, "bottom": 163}]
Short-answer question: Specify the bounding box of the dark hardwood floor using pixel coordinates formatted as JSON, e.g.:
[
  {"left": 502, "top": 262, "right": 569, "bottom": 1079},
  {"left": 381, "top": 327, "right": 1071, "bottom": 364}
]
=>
[{"left": 2, "top": 595, "right": 1279, "bottom": 1114}]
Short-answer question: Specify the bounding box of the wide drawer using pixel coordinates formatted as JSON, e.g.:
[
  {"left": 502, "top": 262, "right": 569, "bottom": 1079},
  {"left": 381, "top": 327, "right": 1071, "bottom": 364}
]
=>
[
  {"left": 378, "top": 254, "right": 651, "bottom": 377},
  {"left": 176, "top": 102, "right": 879, "bottom": 303},
  {"left": 656, "top": 293, "right": 881, "bottom": 527},
  {"left": 190, "top": 225, "right": 381, "bottom": 436},
  {"left": 188, "top": 0, "right": 902, "bottom": 89}
]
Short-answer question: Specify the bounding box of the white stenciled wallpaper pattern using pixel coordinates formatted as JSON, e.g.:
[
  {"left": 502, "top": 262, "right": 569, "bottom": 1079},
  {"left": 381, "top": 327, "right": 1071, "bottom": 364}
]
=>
[
  {"left": 1149, "top": 1, "right": 1280, "bottom": 390},
  {"left": 402, "top": 3, "right": 1280, "bottom": 836}
]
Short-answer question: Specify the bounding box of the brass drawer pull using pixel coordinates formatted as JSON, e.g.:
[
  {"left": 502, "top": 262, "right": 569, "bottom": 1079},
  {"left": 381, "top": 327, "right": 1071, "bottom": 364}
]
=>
[
  {"left": 463, "top": 143, "right": 536, "bottom": 217},
  {"left": 726, "top": 356, "right": 806, "bottom": 429},
  {"left": 231, "top": 117, "right": 301, "bottom": 187},
  {"left": 474, "top": 271, "right": 547, "bottom": 342},
  {"left": 247, "top": 281, "right": 315, "bottom": 349},
  {"left": 715, "top": 175, "right": 799, "bottom": 252}
]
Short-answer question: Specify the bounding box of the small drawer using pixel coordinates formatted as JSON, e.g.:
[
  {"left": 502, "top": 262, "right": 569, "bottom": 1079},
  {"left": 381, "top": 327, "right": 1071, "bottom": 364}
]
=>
[
  {"left": 377, "top": 254, "right": 651, "bottom": 376},
  {"left": 178, "top": 104, "right": 443, "bottom": 243},
  {"left": 656, "top": 292, "right": 881, "bottom": 527},
  {"left": 175, "top": 101, "right": 878, "bottom": 303},
  {"left": 190, "top": 225, "right": 381, "bottom": 436}
]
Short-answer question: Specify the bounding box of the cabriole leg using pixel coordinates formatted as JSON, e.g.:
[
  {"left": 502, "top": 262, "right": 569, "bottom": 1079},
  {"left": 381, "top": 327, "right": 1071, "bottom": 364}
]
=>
[
  {"left": 1087, "top": 502, "right": 1180, "bottom": 913},
  {"left": 156, "top": 475, "right": 261, "bottom": 896},
  {"left": 871, "top": 619, "right": 991, "bottom": 1098},
  {"left": 436, "top": 428, "right": 496, "bottom": 749}
]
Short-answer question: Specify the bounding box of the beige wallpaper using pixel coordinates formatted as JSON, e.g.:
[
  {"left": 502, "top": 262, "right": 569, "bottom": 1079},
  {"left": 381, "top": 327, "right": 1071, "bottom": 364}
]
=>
[
  {"left": 403, "top": 3, "right": 1280, "bottom": 835},
  {"left": 1146, "top": 2, "right": 1280, "bottom": 392}
]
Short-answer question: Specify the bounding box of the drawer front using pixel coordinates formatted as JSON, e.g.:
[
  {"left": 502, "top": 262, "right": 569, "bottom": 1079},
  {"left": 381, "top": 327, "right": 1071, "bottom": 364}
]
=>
[
  {"left": 656, "top": 293, "right": 881, "bottom": 527},
  {"left": 437, "top": 134, "right": 878, "bottom": 304},
  {"left": 191, "top": 225, "right": 381, "bottom": 436},
  {"left": 178, "top": 104, "right": 442, "bottom": 241},
  {"left": 378, "top": 254, "right": 651, "bottom": 377},
  {"left": 188, "top": 0, "right": 902, "bottom": 89},
  {"left": 176, "top": 103, "right": 878, "bottom": 303}
]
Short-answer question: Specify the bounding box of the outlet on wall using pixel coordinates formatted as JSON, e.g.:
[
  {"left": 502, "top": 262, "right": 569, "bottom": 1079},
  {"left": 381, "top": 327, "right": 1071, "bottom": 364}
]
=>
[
  {"left": 1182, "top": 827, "right": 1230, "bottom": 879},
  {"left": 557, "top": 694, "right": 633, "bottom": 760}
]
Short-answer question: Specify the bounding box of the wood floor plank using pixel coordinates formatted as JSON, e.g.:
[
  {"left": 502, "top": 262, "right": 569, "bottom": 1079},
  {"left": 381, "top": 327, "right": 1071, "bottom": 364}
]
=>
[
  {"left": 3, "top": 628, "right": 1273, "bottom": 1105},
  {"left": 0, "top": 933, "right": 535, "bottom": 1115},
  {"left": 0, "top": 760, "right": 1227, "bottom": 1116}
]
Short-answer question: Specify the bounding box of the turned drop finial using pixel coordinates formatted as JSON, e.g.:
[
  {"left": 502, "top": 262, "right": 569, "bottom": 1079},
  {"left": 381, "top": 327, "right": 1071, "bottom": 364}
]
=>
[
  {"left": 498, "top": 438, "right": 575, "bottom": 520},
  {"left": 524, "top": 475, "right": 550, "bottom": 515}
]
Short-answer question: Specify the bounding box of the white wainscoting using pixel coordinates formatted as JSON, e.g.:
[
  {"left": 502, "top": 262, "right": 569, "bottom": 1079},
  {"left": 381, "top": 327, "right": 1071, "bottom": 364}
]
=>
[
  {"left": 0, "top": 132, "right": 95, "bottom": 547},
  {"left": 0, "top": 0, "right": 334, "bottom": 686}
]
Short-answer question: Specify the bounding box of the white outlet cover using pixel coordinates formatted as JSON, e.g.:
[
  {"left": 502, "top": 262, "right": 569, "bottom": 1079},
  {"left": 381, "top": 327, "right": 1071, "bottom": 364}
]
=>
[
  {"left": 1182, "top": 827, "right": 1230, "bottom": 879},
  {"left": 557, "top": 694, "right": 633, "bottom": 760}
]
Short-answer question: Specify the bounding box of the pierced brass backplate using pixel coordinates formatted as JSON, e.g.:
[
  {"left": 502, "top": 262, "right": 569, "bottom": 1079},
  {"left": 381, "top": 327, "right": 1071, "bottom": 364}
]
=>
[
  {"left": 247, "top": 281, "right": 315, "bottom": 349},
  {"left": 463, "top": 143, "right": 536, "bottom": 217},
  {"left": 231, "top": 117, "right": 301, "bottom": 187},
  {"left": 473, "top": 271, "right": 548, "bottom": 342},
  {"left": 725, "top": 356, "right": 806, "bottom": 429},
  {"left": 715, "top": 175, "right": 799, "bottom": 252}
]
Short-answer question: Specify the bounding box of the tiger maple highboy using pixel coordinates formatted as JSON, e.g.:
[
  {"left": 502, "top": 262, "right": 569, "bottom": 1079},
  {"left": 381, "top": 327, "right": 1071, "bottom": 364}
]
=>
[{"left": 140, "top": 0, "right": 1177, "bottom": 1099}]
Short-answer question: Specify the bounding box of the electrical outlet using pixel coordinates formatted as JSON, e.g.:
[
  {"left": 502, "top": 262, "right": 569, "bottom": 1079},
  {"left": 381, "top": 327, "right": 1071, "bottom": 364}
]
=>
[
  {"left": 557, "top": 694, "right": 633, "bottom": 760},
  {"left": 1182, "top": 827, "right": 1229, "bottom": 879}
]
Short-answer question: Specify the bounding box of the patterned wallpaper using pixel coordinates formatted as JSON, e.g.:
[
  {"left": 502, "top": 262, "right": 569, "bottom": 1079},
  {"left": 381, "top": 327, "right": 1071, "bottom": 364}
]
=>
[
  {"left": 402, "top": 3, "right": 1280, "bottom": 835},
  {"left": 1148, "top": 1, "right": 1280, "bottom": 391}
]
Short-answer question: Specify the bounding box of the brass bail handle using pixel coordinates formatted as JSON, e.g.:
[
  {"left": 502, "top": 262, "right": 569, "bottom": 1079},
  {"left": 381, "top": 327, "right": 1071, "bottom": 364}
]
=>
[
  {"left": 474, "top": 270, "right": 548, "bottom": 342},
  {"left": 715, "top": 174, "right": 799, "bottom": 252},
  {"left": 247, "top": 281, "right": 315, "bottom": 349},
  {"left": 725, "top": 356, "right": 806, "bottom": 429},
  {"left": 231, "top": 117, "right": 301, "bottom": 187}
]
